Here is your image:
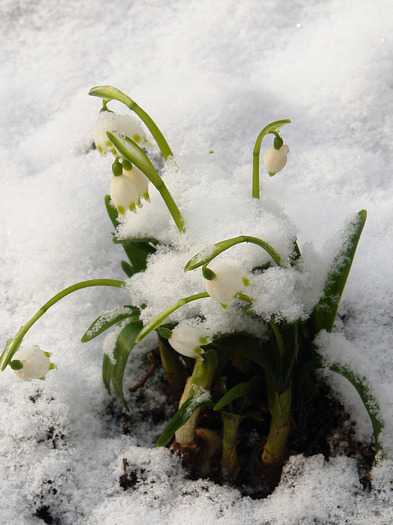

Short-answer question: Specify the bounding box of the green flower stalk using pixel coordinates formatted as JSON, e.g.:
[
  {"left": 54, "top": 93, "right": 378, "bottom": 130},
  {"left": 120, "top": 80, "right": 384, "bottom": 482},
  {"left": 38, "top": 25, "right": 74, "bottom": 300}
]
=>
[
  {"left": 158, "top": 335, "right": 187, "bottom": 392},
  {"left": 221, "top": 412, "right": 244, "bottom": 479},
  {"left": 89, "top": 85, "right": 173, "bottom": 159},
  {"left": 262, "top": 384, "right": 292, "bottom": 466},
  {"left": 174, "top": 349, "right": 218, "bottom": 445},
  {"left": 252, "top": 119, "right": 290, "bottom": 199},
  {"left": 107, "top": 131, "right": 186, "bottom": 233},
  {"left": 0, "top": 279, "right": 125, "bottom": 371}
]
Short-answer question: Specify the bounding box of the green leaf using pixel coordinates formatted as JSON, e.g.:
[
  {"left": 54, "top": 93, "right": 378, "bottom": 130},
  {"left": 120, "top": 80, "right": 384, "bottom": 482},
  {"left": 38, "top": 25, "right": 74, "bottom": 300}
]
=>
[
  {"left": 102, "top": 353, "right": 113, "bottom": 394},
  {"left": 111, "top": 320, "right": 143, "bottom": 409},
  {"left": 120, "top": 260, "right": 135, "bottom": 278},
  {"left": 309, "top": 210, "right": 367, "bottom": 337},
  {"left": 214, "top": 382, "right": 251, "bottom": 411},
  {"left": 157, "top": 396, "right": 214, "bottom": 447},
  {"left": 104, "top": 194, "right": 159, "bottom": 273},
  {"left": 104, "top": 194, "right": 120, "bottom": 229},
  {"left": 328, "top": 362, "right": 384, "bottom": 458},
  {"left": 216, "top": 333, "right": 278, "bottom": 377},
  {"left": 81, "top": 306, "right": 140, "bottom": 342}
]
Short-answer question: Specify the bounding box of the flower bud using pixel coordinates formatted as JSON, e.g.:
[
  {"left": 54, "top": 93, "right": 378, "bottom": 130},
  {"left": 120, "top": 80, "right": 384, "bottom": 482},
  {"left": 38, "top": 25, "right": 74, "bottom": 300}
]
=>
[
  {"left": 123, "top": 165, "right": 150, "bottom": 203},
  {"left": 94, "top": 112, "right": 146, "bottom": 157},
  {"left": 168, "top": 325, "right": 210, "bottom": 361},
  {"left": 11, "top": 345, "right": 56, "bottom": 381},
  {"left": 263, "top": 144, "right": 290, "bottom": 176},
  {"left": 110, "top": 174, "right": 140, "bottom": 214},
  {"left": 204, "top": 263, "right": 250, "bottom": 309}
]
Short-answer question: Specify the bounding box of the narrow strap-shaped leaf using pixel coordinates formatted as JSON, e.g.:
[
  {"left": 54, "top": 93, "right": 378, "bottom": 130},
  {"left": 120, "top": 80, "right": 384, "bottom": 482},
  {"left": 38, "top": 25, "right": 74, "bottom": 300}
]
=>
[
  {"left": 214, "top": 381, "right": 251, "bottom": 411},
  {"left": 215, "top": 333, "right": 278, "bottom": 378},
  {"left": 157, "top": 396, "right": 214, "bottom": 447},
  {"left": 81, "top": 306, "right": 140, "bottom": 342},
  {"left": 309, "top": 210, "right": 367, "bottom": 337},
  {"left": 111, "top": 320, "right": 143, "bottom": 409},
  {"left": 102, "top": 353, "right": 113, "bottom": 394},
  {"left": 104, "top": 195, "right": 158, "bottom": 273},
  {"left": 329, "top": 362, "right": 384, "bottom": 458}
]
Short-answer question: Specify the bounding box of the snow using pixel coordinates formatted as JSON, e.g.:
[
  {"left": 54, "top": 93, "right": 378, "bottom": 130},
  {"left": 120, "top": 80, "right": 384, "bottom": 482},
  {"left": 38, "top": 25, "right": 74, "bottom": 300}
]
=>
[{"left": 1, "top": 0, "right": 393, "bottom": 523}]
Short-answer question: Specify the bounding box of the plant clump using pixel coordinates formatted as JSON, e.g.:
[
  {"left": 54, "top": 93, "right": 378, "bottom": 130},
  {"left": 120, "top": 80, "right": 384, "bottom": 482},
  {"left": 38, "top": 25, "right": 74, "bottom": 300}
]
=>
[{"left": 1, "top": 85, "right": 383, "bottom": 494}]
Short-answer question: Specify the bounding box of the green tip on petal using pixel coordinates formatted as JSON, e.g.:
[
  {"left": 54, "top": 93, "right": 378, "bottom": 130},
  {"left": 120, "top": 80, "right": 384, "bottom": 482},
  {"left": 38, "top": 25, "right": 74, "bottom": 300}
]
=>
[
  {"left": 243, "top": 277, "right": 250, "bottom": 286},
  {"left": 117, "top": 205, "right": 125, "bottom": 215}
]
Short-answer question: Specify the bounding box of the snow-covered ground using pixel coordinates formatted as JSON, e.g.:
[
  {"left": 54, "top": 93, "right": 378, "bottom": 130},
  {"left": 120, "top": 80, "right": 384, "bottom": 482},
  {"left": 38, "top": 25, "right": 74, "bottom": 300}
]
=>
[{"left": 1, "top": 1, "right": 393, "bottom": 523}]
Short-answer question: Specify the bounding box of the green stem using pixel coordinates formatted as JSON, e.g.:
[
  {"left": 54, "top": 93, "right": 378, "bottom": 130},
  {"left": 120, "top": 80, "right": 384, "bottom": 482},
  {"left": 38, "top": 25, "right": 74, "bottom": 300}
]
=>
[
  {"left": 107, "top": 131, "right": 185, "bottom": 233},
  {"left": 185, "top": 235, "right": 283, "bottom": 271},
  {"left": 262, "top": 384, "right": 292, "bottom": 466},
  {"left": 175, "top": 349, "right": 218, "bottom": 444},
  {"left": 158, "top": 335, "right": 187, "bottom": 391},
  {"left": 269, "top": 319, "right": 285, "bottom": 361},
  {"left": 252, "top": 119, "right": 291, "bottom": 199},
  {"left": 89, "top": 85, "right": 173, "bottom": 159},
  {"left": 136, "top": 292, "right": 210, "bottom": 342},
  {"left": 0, "top": 279, "right": 125, "bottom": 371},
  {"left": 221, "top": 412, "right": 244, "bottom": 479}
]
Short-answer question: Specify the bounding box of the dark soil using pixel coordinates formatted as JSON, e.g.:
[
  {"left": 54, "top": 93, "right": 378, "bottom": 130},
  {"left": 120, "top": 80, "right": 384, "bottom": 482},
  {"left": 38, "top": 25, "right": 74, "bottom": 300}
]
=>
[{"left": 113, "top": 356, "right": 375, "bottom": 499}]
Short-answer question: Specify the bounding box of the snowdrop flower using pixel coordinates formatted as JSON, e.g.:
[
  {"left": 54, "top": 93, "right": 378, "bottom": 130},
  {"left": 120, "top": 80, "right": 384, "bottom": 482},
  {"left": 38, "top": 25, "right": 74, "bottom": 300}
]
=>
[
  {"left": 11, "top": 345, "right": 56, "bottom": 381},
  {"left": 169, "top": 325, "right": 210, "bottom": 361},
  {"left": 123, "top": 165, "right": 150, "bottom": 203},
  {"left": 263, "top": 144, "right": 290, "bottom": 176},
  {"left": 94, "top": 112, "right": 146, "bottom": 156},
  {"left": 205, "top": 263, "right": 250, "bottom": 309},
  {"left": 110, "top": 173, "right": 142, "bottom": 214}
]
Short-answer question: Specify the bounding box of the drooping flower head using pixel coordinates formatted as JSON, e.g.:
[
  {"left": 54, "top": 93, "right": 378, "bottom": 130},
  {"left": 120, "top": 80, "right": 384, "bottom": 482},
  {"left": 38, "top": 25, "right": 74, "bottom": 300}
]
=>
[
  {"left": 94, "top": 112, "right": 146, "bottom": 157},
  {"left": 123, "top": 165, "right": 150, "bottom": 203},
  {"left": 110, "top": 173, "right": 141, "bottom": 215},
  {"left": 263, "top": 144, "right": 290, "bottom": 176},
  {"left": 204, "top": 263, "right": 250, "bottom": 309},
  {"left": 169, "top": 325, "right": 210, "bottom": 361},
  {"left": 11, "top": 345, "right": 56, "bottom": 381}
]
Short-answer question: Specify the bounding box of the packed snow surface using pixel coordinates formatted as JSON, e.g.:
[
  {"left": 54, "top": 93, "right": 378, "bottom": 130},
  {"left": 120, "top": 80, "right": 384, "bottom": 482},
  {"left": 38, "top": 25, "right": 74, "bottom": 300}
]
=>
[{"left": 1, "top": 0, "right": 393, "bottom": 523}]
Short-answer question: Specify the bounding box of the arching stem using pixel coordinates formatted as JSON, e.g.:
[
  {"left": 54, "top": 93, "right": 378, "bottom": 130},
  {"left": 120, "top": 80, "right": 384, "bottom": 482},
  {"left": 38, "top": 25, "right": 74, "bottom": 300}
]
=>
[{"left": 0, "top": 279, "right": 125, "bottom": 370}]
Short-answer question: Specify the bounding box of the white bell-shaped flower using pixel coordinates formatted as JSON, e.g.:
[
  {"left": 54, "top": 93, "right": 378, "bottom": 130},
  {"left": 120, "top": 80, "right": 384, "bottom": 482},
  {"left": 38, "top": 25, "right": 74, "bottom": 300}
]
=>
[
  {"left": 263, "top": 144, "right": 290, "bottom": 176},
  {"left": 12, "top": 345, "right": 55, "bottom": 381},
  {"left": 123, "top": 165, "right": 150, "bottom": 203},
  {"left": 94, "top": 112, "right": 146, "bottom": 156},
  {"left": 205, "top": 263, "right": 250, "bottom": 309},
  {"left": 110, "top": 174, "right": 141, "bottom": 214},
  {"left": 169, "top": 325, "right": 210, "bottom": 361}
]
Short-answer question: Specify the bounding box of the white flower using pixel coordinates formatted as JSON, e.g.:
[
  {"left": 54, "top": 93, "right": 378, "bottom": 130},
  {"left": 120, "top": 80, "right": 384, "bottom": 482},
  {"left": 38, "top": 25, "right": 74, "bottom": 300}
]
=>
[
  {"left": 110, "top": 174, "right": 141, "bottom": 214},
  {"left": 263, "top": 144, "right": 290, "bottom": 176},
  {"left": 123, "top": 165, "right": 150, "bottom": 203},
  {"left": 169, "top": 325, "right": 210, "bottom": 361},
  {"left": 205, "top": 263, "right": 250, "bottom": 308},
  {"left": 11, "top": 345, "right": 55, "bottom": 381},
  {"left": 94, "top": 112, "right": 146, "bottom": 156}
]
